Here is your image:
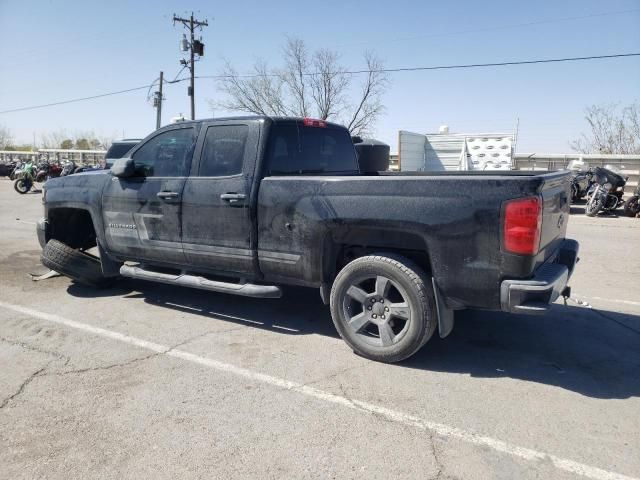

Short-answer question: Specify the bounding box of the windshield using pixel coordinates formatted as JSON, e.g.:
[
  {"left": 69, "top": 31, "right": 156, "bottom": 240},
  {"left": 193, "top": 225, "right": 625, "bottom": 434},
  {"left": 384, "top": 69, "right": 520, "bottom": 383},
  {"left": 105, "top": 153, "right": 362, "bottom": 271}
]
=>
[{"left": 105, "top": 143, "right": 136, "bottom": 160}]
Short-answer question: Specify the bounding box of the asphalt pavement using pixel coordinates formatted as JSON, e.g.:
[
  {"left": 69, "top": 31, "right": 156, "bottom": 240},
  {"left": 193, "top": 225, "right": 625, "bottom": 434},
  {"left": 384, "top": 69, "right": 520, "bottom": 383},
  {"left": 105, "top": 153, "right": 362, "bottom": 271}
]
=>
[{"left": 0, "top": 178, "right": 638, "bottom": 480}]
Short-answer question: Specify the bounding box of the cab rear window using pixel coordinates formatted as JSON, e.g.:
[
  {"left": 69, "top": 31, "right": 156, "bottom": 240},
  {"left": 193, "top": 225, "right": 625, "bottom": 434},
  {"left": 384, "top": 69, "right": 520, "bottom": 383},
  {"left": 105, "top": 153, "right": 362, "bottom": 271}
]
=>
[{"left": 265, "top": 123, "right": 358, "bottom": 175}]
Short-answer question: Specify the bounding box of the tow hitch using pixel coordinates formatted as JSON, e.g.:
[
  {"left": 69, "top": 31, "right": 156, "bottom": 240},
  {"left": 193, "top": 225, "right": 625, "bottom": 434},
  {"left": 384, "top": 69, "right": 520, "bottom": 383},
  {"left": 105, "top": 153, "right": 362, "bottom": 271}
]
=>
[{"left": 562, "top": 286, "right": 571, "bottom": 306}]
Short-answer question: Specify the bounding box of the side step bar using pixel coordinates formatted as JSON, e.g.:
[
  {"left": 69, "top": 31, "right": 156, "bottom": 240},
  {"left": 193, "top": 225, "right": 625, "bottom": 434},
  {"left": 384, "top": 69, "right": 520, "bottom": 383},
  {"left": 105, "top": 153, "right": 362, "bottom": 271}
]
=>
[{"left": 120, "top": 265, "right": 282, "bottom": 298}]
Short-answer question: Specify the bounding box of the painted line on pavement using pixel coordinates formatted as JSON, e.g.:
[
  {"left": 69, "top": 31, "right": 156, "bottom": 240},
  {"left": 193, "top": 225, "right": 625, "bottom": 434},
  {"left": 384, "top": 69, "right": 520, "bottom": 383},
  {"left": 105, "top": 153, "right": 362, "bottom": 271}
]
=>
[
  {"left": 574, "top": 294, "right": 640, "bottom": 307},
  {"left": 0, "top": 300, "right": 637, "bottom": 480}
]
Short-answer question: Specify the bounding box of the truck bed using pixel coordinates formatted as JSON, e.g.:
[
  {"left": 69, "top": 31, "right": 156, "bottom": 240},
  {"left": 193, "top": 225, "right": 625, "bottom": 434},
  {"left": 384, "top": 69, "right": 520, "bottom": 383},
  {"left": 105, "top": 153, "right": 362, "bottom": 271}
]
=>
[{"left": 257, "top": 169, "right": 571, "bottom": 310}]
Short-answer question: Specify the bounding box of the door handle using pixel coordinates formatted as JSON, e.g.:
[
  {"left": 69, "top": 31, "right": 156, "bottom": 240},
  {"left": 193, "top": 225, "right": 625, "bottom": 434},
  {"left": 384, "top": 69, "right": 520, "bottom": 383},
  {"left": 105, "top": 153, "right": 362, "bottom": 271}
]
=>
[
  {"left": 157, "top": 191, "right": 179, "bottom": 200},
  {"left": 220, "top": 193, "right": 246, "bottom": 205}
]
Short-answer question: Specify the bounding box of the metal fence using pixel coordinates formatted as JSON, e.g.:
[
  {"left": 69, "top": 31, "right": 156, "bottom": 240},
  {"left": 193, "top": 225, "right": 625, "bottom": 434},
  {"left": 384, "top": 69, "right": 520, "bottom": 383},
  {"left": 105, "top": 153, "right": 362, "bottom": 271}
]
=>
[
  {"left": 513, "top": 153, "right": 640, "bottom": 196},
  {"left": 0, "top": 149, "right": 107, "bottom": 165},
  {"left": 2, "top": 149, "right": 639, "bottom": 194}
]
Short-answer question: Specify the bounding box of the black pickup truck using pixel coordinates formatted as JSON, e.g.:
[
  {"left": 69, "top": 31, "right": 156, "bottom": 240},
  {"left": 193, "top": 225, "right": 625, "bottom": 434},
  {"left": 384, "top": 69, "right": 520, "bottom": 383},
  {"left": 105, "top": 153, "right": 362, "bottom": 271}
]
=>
[{"left": 37, "top": 116, "right": 578, "bottom": 362}]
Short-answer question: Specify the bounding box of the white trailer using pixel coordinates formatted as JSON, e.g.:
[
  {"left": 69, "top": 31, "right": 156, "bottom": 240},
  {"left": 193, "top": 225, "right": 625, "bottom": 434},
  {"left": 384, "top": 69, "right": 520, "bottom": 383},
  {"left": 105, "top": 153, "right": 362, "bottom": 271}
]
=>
[{"left": 398, "top": 127, "right": 515, "bottom": 172}]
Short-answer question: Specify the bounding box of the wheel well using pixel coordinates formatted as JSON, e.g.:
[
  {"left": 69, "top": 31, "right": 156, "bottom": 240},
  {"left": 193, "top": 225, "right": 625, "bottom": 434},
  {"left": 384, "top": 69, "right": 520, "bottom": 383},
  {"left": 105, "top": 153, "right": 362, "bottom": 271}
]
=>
[
  {"left": 48, "top": 208, "right": 97, "bottom": 250},
  {"left": 325, "top": 228, "right": 432, "bottom": 282}
]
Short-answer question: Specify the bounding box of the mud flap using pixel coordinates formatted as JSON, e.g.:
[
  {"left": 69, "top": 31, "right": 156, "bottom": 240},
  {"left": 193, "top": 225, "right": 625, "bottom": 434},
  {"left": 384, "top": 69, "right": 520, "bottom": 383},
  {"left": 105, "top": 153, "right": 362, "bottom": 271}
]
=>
[
  {"left": 432, "top": 278, "right": 455, "bottom": 338},
  {"left": 98, "top": 242, "right": 122, "bottom": 277}
]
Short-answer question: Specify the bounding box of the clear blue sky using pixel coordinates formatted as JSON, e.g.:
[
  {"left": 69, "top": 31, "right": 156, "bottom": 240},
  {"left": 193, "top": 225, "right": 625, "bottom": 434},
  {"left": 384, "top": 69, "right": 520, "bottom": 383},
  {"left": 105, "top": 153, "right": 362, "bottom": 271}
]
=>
[{"left": 1, "top": 0, "right": 639, "bottom": 152}]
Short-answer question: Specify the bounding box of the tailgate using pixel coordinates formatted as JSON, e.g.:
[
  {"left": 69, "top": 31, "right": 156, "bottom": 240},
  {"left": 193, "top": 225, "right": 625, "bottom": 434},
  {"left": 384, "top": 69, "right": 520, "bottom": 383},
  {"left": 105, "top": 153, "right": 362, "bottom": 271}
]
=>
[{"left": 539, "top": 171, "right": 571, "bottom": 258}]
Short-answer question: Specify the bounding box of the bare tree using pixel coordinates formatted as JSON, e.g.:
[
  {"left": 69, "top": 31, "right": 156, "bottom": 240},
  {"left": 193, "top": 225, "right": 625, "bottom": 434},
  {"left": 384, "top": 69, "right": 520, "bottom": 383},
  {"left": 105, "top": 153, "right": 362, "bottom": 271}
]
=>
[
  {"left": 345, "top": 52, "right": 388, "bottom": 136},
  {"left": 309, "top": 48, "right": 349, "bottom": 121},
  {"left": 37, "top": 129, "right": 113, "bottom": 150},
  {"left": 218, "top": 60, "right": 288, "bottom": 117},
  {"left": 214, "top": 38, "right": 389, "bottom": 136},
  {"left": 0, "top": 125, "right": 13, "bottom": 149},
  {"left": 96, "top": 134, "right": 116, "bottom": 151},
  {"left": 570, "top": 102, "right": 640, "bottom": 154},
  {"left": 39, "top": 129, "right": 69, "bottom": 149},
  {"left": 282, "top": 37, "right": 310, "bottom": 117}
]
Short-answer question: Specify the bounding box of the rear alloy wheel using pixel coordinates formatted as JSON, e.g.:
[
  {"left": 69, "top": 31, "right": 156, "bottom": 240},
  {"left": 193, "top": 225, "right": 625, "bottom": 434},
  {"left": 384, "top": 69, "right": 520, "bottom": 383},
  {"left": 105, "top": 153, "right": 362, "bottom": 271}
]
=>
[{"left": 330, "top": 254, "right": 437, "bottom": 363}]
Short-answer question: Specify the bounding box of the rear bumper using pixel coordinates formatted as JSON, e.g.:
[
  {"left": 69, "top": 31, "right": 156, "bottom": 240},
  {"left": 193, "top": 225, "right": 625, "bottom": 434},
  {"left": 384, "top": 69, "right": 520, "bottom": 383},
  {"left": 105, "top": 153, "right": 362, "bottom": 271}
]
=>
[{"left": 500, "top": 239, "right": 579, "bottom": 314}]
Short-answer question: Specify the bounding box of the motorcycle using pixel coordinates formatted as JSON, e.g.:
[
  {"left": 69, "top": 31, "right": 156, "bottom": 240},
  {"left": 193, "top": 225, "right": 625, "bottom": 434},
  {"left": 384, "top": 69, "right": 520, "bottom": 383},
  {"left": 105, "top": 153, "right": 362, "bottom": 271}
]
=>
[
  {"left": 60, "top": 159, "right": 77, "bottom": 177},
  {"left": 13, "top": 161, "right": 37, "bottom": 194},
  {"left": 35, "top": 158, "right": 62, "bottom": 182},
  {"left": 9, "top": 159, "right": 26, "bottom": 180},
  {"left": 570, "top": 168, "right": 593, "bottom": 203},
  {"left": 73, "top": 164, "right": 103, "bottom": 174},
  {"left": 624, "top": 184, "right": 640, "bottom": 218},
  {"left": 585, "top": 166, "right": 627, "bottom": 217},
  {"left": 0, "top": 160, "right": 17, "bottom": 178}
]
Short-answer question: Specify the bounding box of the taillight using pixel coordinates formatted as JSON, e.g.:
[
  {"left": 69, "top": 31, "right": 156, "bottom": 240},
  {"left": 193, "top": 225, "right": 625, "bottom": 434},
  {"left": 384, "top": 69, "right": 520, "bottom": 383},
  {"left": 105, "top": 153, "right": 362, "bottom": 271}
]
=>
[
  {"left": 303, "top": 118, "right": 327, "bottom": 128},
  {"left": 502, "top": 196, "right": 542, "bottom": 255}
]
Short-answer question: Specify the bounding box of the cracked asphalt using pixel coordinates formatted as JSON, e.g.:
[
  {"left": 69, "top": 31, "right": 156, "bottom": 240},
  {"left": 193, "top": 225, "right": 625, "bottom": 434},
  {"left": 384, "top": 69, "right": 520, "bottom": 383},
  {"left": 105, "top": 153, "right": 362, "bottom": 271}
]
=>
[{"left": 1, "top": 179, "right": 639, "bottom": 479}]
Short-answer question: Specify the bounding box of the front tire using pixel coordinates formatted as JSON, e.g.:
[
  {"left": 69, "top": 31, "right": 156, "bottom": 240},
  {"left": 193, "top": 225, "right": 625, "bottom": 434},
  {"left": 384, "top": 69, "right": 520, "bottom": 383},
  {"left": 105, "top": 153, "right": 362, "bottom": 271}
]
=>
[
  {"left": 330, "top": 254, "right": 437, "bottom": 363},
  {"left": 13, "top": 178, "right": 31, "bottom": 194},
  {"left": 585, "top": 192, "right": 603, "bottom": 217},
  {"left": 41, "top": 239, "right": 114, "bottom": 288}
]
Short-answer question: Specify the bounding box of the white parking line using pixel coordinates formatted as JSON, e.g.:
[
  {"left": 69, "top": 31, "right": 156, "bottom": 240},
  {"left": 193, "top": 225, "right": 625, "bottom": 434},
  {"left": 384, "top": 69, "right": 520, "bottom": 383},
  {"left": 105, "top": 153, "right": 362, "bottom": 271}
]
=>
[
  {"left": 574, "top": 295, "right": 640, "bottom": 307},
  {"left": 0, "top": 300, "right": 637, "bottom": 480},
  {"left": 590, "top": 297, "right": 640, "bottom": 307}
]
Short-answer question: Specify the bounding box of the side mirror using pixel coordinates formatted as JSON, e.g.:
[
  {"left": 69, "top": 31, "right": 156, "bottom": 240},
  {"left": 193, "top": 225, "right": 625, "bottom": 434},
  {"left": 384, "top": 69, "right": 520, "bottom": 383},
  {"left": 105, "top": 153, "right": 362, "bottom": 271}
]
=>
[{"left": 110, "top": 158, "right": 135, "bottom": 178}]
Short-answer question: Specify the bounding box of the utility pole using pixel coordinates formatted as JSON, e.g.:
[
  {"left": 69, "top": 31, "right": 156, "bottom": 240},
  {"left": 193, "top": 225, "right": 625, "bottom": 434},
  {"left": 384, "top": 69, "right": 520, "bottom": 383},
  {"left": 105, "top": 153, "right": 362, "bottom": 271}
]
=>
[
  {"left": 173, "top": 12, "right": 208, "bottom": 120},
  {"left": 154, "top": 71, "right": 164, "bottom": 130}
]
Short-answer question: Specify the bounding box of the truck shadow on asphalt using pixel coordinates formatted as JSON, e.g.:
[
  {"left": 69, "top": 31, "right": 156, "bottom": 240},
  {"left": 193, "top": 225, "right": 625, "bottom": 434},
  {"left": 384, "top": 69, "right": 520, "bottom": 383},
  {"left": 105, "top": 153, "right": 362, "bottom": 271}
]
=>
[
  {"left": 68, "top": 280, "right": 340, "bottom": 338},
  {"left": 67, "top": 280, "right": 640, "bottom": 400},
  {"left": 408, "top": 306, "right": 640, "bottom": 400}
]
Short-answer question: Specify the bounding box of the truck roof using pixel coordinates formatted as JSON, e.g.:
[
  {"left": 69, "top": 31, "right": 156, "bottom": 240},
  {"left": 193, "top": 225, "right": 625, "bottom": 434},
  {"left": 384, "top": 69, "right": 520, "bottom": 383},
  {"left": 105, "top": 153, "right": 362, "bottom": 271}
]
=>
[{"left": 170, "top": 116, "right": 347, "bottom": 130}]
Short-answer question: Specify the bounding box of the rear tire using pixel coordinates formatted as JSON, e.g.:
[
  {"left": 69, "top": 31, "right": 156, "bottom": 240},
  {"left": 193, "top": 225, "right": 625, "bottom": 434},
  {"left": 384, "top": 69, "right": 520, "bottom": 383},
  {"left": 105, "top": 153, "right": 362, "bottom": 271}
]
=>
[
  {"left": 570, "top": 184, "right": 579, "bottom": 203},
  {"left": 330, "top": 254, "right": 437, "bottom": 363},
  {"left": 624, "top": 196, "right": 639, "bottom": 217},
  {"left": 41, "top": 239, "right": 114, "bottom": 288}
]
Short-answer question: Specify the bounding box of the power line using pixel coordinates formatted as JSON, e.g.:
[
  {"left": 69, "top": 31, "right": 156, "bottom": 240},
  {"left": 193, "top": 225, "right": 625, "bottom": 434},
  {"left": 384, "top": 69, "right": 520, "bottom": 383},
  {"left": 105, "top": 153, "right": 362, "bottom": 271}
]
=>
[
  {"left": 0, "top": 85, "right": 154, "bottom": 114},
  {"left": 198, "top": 53, "right": 640, "bottom": 79},
  {"left": 1, "top": 52, "right": 639, "bottom": 115}
]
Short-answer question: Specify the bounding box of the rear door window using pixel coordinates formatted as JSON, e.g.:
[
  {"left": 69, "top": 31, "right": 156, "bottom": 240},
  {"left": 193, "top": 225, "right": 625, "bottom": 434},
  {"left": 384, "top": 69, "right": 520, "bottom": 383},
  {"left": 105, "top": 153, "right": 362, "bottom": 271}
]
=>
[
  {"left": 198, "top": 125, "right": 248, "bottom": 177},
  {"left": 265, "top": 123, "right": 357, "bottom": 175}
]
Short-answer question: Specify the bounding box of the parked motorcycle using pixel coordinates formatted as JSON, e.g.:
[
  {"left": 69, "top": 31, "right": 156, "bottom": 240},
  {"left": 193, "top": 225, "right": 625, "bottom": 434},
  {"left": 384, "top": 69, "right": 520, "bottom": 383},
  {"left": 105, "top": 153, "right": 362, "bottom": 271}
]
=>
[
  {"left": 35, "top": 157, "right": 62, "bottom": 182},
  {"left": 570, "top": 168, "right": 593, "bottom": 203},
  {"left": 624, "top": 184, "right": 640, "bottom": 218},
  {"left": 9, "top": 159, "right": 26, "bottom": 180},
  {"left": 60, "top": 159, "right": 77, "bottom": 177},
  {"left": 0, "top": 160, "right": 17, "bottom": 178},
  {"left": 585, "top": 166, "right": 627, "bottom": 217},
  {"left": 73, "top": 164, "right": 103, "bottom": 174},
  {"left": 13, "top": 161, "right": 37, "bottom": 194}
]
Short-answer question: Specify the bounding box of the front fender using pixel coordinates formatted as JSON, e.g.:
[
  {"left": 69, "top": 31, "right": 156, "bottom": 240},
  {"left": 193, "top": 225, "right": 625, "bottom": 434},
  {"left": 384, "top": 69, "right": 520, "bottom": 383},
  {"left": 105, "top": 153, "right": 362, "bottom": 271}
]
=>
[{"left": 43, "top": 173, "right": 110, "bottom": 248}]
